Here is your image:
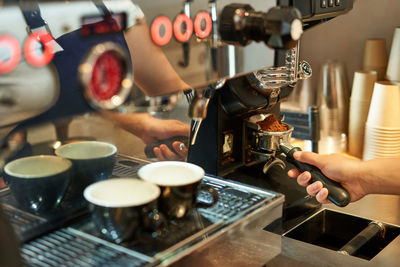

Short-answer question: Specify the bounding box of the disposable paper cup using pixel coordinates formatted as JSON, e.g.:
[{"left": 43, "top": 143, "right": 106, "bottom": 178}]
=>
[
  {"left": 365, "top": 130, "right": 400, "bottom": 137},
  {"left": 365, "top": 123, "right": 400, "bottom": 132},
  {"left": 364, "top": 140, "right": 400, "bottom": 147},
  {"left": 362, "top": 39, "right": 388, "bottom": 80},
  {"left": 363, "top": 146, "right": 400, "bottom": 160},
  {"left": 386, "top": 27, "right": 400, "bottom": 82},
  {"left": 348, "top": 100, "right": 372, "bottom": 158},
  {"left": 350, "top": 71, "right": 377, "bottom": 102},
  {"left": 366, "top": 82, "right": 400, "bottom": 128}
]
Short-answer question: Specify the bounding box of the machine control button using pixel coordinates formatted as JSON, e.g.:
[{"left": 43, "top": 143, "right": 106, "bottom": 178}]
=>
[
  {"left": 321, "top": 0, "right": 327, "bottom": 8},
  {"left": 151, "top": 16, "right": 173, "bottom": 46},
  {"left": 173, "top": 14, "right": 193, "bottom": 43},
  {"left": 328, "top": 0, "right": 334, "bottom": 7}
]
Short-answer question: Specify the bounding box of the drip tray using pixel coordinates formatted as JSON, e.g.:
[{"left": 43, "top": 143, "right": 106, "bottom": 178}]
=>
[
  {"left": 283, "top": 208, "right": 400, "bottom": 261},
  {"left": 4, "top": 155, "right": 284, "bottom": 266}
]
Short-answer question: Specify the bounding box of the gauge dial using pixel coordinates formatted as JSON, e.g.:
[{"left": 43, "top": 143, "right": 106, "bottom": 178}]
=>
[
  {"left": 79, "top": 42, "right": 133, "bottom": 110},
  {"left": 91, "top": 51, "right": 123, "bottom": 101}
]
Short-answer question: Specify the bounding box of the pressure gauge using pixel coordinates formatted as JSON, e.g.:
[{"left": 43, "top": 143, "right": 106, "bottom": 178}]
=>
[{"left": 79, "top": 42, "right": 133, "bottom": 110}]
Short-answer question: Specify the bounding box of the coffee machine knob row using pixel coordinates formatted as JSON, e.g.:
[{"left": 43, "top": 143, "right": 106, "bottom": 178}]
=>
[{"left": 219, "top": 4, "right": 303, "bottom": 49}]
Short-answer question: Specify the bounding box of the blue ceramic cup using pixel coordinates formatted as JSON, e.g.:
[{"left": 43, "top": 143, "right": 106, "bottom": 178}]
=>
[
  {"left": 55, "top": 141, "right": 117, "bottom": 200},
  {"left": 84, "top": 178, "right": 162, "bottom": 243},
  {"left": 3, "top": 155, "right": 72, "bottom": 214}
]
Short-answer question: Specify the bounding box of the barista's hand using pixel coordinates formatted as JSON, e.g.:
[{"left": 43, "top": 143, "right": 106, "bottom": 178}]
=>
[
  {"left": 153, "top": 142, "right": 188, "bottom": 161},
  {"left": 101, "top": 112, "right": 190, "bottom": 161},
  {"left": 148, "top": 120, "right": 189, "bottom": 161},
  {"left": 129, "top": 114, "right": 190, "bottom": 161},
  {"left": 287, "top": 151, "right": 367, "bottom": 204}
]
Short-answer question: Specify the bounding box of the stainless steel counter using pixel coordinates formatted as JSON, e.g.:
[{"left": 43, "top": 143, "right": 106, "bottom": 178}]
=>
[
  {"left": 25, "top": 118, "right": 400, "bottom": 266},
  {"left": 172, "top": 194, "right": 400, "bottom": 267}
]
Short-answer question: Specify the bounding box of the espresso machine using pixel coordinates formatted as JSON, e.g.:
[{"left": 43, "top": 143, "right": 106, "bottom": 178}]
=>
[
  {"left": 188, "top": 0, "right": 354, "bottom": 231},
  {"left": 0, "top": 0, "right": 353, "bottom": 266}
]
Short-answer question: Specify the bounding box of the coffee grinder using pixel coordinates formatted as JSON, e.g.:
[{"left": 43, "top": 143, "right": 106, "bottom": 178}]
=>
[{"left": 188, "top": 0, "right": 354, "bottom": 232}]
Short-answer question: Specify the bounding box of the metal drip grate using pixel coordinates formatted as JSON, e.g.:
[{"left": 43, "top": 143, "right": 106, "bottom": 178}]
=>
[
  {"left": 111, "top": 159, "right": 141, "bottom": 177},
  {"left": 4, "top": 155, "right": 281, "bottom": 266},
  {"left": 21, "top": 228, "right": 151, "bottom": 267},
  {"left": 197, "top": 179, "right": 270, "bottom": 223}
]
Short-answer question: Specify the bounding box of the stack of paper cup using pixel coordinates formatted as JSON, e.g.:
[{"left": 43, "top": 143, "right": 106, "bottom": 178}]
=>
[
  {"left": 348, "top": 71, "right": 377, "bottom": 158},
  {"left": 386, "top": 27, "right": 400, "bottom": 82},
  {"left": 363, "top": 81, "right": 400, "bottom": 160},
  {"left": 362, "top": 39, "right": 388, "bottom": 81}
]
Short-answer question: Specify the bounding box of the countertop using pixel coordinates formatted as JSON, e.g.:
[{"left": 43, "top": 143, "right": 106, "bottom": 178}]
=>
[
  {"left": 24, "top": 116, "right": 400, "bottom": 266},
  {"left": 171, "top": 194, "right": 400, "bottom": 267}
]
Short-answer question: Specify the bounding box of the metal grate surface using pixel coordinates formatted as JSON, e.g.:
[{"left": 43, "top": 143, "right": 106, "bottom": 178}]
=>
[
  {"left": 111, "top": 159, "right": 141, "bottom": 177},
  {"left": 11, "top": 156, "right": 279, "bottom": 267},
  {"left": 21, "top": 228, "right": 151, "bottom": 267},
  {"left": 197, "top": 179, "right": 267, "bottom": 223},
  {"left": 112, "top": 158, "right": 270, "bottom": 223}
]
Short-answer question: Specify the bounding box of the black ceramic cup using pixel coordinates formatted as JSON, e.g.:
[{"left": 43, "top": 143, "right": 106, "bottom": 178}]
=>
[
  {"left": 55, "top": 141, "right": 117, "bottom": 200},
  {"left": 83, "top": 178, "right": 162, "bottom": 243},
  {"left": 138, "top": 161, "right": 219, "bottom": 219},
  {"left": 3, "top": 155, "right": 72, "bottom": 214}
]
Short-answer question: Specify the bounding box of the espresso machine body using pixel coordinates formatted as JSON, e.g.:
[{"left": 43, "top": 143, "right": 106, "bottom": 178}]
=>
[
  {"left": 0, "top": 0, "right": 353, "bottom": 265},
  {"left": 187, "top": 0, "right": 354, "bottom": 231}
]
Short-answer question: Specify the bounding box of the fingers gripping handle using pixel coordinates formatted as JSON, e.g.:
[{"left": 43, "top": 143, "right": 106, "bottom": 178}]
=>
[
  {"left": 280, "top": 145, "right": 351, "bottom": 207},
  {"left": 144, "top": 136, "right": 189, "bottom": 158}
]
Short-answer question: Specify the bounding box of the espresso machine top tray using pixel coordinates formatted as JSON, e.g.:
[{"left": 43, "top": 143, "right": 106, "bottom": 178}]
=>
[{"left": 1, "top": 155, "right": 284, "bottom": 266}]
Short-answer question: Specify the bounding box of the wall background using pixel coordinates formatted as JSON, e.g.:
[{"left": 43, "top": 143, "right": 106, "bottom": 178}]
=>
[{"left": 299, "top": 0, "right": 400, "bottom": 99}]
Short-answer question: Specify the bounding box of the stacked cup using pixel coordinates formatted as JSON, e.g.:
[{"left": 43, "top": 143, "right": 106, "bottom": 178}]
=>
[
  {"left": 362, "top": 39, "right": 388, "bottom": 81},
  {"left": 348, "top": 71, "right": 377, "bottom": 158},
  {"left": 386, "top": 27, "right": 400, "bottom": 82},
  {"left": 363, "top": 81, "right": 400, "bottom": 160}
]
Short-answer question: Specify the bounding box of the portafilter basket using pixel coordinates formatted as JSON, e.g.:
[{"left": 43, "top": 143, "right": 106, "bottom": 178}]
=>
[
  {"left": 257, "top": 125, "right": 294, "bottom": 151},
  {"left": 246, "top": 115, "right": 294, "bottom": 173},
  {"left": 246, "top": 114, "right": 294, "bottom": 152}
]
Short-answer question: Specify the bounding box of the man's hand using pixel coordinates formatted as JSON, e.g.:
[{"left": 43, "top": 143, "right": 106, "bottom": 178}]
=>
[
  {"left": 102, "top": 112, "right": 190, "bottom": 161},
  {"left": 287, "top": 151, "right": 367, "bottom": 204}
]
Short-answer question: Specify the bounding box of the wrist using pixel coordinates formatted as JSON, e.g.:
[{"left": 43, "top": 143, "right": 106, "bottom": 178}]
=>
[{"left": 357, "top": 161, "right": 375, "bottom": 195}]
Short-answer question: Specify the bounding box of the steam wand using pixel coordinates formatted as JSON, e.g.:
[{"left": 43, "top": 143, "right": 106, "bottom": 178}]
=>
[{"left": 188, "top": 80, "right": 225, "bottom": 145}]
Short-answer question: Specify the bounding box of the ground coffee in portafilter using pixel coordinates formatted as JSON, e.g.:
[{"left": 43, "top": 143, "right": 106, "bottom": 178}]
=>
[{"left": 257, "top": 115, "right": 288, "bottom": 132}]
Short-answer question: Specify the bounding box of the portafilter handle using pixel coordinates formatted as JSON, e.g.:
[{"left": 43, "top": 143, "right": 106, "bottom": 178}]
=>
[{"left": 279, "top": 143, "right": 351, "bottom": 207}]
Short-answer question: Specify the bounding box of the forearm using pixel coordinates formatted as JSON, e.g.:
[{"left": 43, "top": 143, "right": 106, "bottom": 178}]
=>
[
  {"left": 100, "top": 111, "right": 150, "bottom": 137},
  {"left": 123, "top": 23, "right": 190, "bottom": 96},
  {"left": 359, "top": 158, "right": 400, "bottom": 195}
]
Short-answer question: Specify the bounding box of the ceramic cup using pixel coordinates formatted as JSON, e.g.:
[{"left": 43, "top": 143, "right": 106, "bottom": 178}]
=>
[
  {"left": 138, "top": 161, "right": 219, "bottom": 219},
  {"left": 3, "top": 155, "right": 72, "bottom": 214},
  {"left": 55, "top": 141, "right": 117, "bottom": 200},
  {"left": 84, "top": 178, "right": 162, "bottom": 243}
]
